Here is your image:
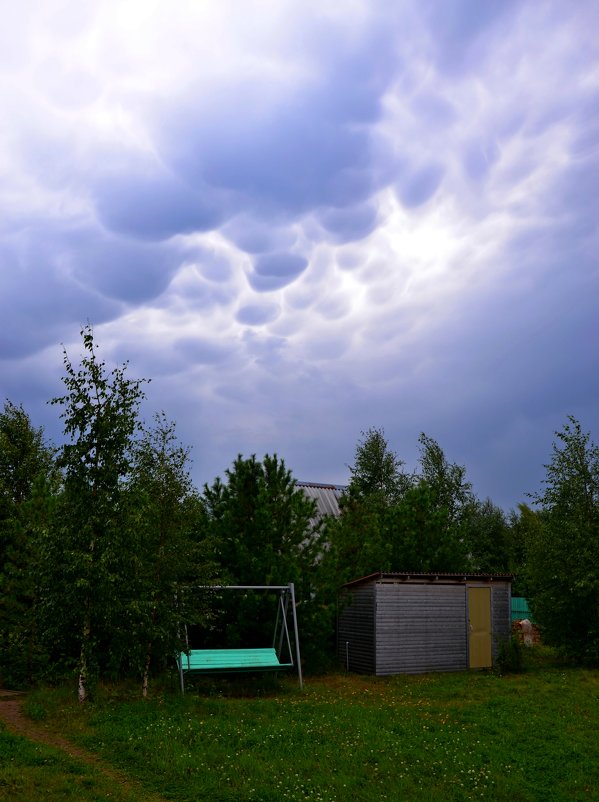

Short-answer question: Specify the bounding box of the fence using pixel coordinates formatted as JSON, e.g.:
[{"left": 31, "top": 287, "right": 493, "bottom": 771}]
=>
[{"left": 511, "top": 596, "right": 535, "bottom": 623}]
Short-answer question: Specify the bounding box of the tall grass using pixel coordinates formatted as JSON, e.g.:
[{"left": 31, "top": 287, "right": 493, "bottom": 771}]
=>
[{"left": 14, "top": 650, "right": 599, "bottom": 801}]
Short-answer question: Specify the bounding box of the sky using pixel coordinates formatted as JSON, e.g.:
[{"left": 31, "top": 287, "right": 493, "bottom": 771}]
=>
[{"left": 1, "top": 0, "right": 598, "bottom": 510}]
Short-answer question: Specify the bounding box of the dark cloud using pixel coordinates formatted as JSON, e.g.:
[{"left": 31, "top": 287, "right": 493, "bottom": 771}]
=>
[
  {"left": 424, "top": 0, "right": 520, "bottom": 70},
  {"left": 62, "top": 227, "right": 183, "bottom": 303},
  {"left": 194, "top": 248, "right": 234, "bottom": 283},
  {"left": 92, "top": 166, "right": 225, "bottom": 242},
  {"left": 0, "top": 213, "right": 189, "bottom": 361},
  {"left": 0, "top": 232, "right": 121, "bottom": 358},
  {"left": 397, "top": 163, "right": 444, "bottom": 208},
  {"left": 236, "top": 302, "right": 281, "bottom": 326},
  {"left": 1, "top": 0, "right": 598, "bottom": 515},
  {"left": 411, "top": 92, "right": 457, "bottom": 128},
  {"left": 175, "top": 336, "right": 233, "bottom": 365},
  {"left": 314, "top": 295, "right": 351, "bottom": 321},
  {"left": 107, "top": 343, "right": 187, "bottom": 380},
  {"left": 222, "top": 217, "right": 297, "bottom": 255},
  {"left": 319, "top": 203, "right": 379, "bottom": 244},
  {"left": 248, "top": 253, "right": 308, "bottom": 292},
  {"left": 336, "top": 249, "right": 364, "bottom": 272},
  {"left": 159, "top": 88, "right": 375, "bottom": 214},
  {"left": 150, "top": 14, "right": 400, "bottom": 218},
  {"left": 462, "top": 138, "right": 500, "bottom": 182},
  {"left": 152, "top": 272, "right": 235, "bottom": 313}
]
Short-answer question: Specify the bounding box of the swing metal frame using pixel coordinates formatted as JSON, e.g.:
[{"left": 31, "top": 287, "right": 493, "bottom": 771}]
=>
[{"left": 177, "top": 583, "right": 303, "bottom": 691}]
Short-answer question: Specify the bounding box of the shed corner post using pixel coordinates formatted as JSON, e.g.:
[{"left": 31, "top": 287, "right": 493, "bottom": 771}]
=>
[{"left": 289, "top": 582, "right": 303, "bottom": 690}]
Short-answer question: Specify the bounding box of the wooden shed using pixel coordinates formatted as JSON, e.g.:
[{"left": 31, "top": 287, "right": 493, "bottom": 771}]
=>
[{"left": 338, "top": 571, "right": 513, "bottom": 675}]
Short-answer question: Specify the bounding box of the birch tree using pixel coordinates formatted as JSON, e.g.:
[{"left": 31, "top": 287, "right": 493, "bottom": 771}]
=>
[
  {"left": 0, "top": 401, "right": 56, "bottom": 685},
  {"left": 526, "top": 417, "right": 599, "bottom": 662},
  {"left": 50, "top": 326, "right": 146, "bottom": 701},
  {"left": 127, "top": 413, "right": 214, "bottom": 697}
]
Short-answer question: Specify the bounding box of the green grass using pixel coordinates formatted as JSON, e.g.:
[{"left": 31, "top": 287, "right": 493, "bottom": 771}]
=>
[
  {"left": 13, "top": 650, "right": 599, "bottom": 801},
  {"left": 0, "top": 727, "right": 149, "bottom": 802}
]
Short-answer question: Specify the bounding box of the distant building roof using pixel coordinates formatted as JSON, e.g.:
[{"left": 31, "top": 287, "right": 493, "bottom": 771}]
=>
[{"left": 297, "top": 481, "right": 346, "bottom": 521}]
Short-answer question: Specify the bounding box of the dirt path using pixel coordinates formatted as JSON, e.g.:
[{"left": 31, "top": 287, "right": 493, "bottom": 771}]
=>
[{"left": 0, "top": 691, "right": 169, "bottom": 802}]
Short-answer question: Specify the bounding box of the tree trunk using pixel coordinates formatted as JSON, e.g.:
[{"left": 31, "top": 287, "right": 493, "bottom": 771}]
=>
[
  {"left": 142, "top": 641, "right": 152, "bottom": 698},
  {"left": 78, "top": 617, "right": 91, "bottom": 703}
]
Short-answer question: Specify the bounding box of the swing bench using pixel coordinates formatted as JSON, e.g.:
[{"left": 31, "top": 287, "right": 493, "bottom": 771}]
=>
[
  {"left": 179, "top": 647, "right": 292, "bottom": 673},
  {"left": 177, "top": 584, "right": 303, "bottom": 692}
]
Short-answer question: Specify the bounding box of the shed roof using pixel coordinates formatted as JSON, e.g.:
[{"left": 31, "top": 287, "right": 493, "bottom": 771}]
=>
[
  {"left": 344, "top": 571, "right": 514, "bottom": 588},
  {"left": 297, "top": 481, "right": 346, "bottom": 520}
]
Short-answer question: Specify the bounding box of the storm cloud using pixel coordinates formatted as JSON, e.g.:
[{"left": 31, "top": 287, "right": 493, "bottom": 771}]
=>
[{"left": 1, "top": 0, "right": 598, "bottom": 508}]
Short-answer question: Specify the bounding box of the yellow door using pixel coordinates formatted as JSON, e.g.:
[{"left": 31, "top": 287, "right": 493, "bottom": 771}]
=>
[{"left": 468, "top": 587, "right": 492, "bottom": 668}]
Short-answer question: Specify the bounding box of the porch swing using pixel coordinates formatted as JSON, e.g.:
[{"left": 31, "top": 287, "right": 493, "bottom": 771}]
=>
[{"left": 177, "top": 583, "right": 303, "bottom": 692}]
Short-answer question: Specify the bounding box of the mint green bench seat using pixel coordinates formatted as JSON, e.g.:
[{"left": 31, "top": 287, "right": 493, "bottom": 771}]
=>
[{"left": 178, "top": 647, "right": 292, "bottom": 675}]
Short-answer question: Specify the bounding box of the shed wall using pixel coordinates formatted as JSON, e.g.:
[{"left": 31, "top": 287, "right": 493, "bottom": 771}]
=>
[
  {"left": 337, "top": 586, "right": 376, "bottom": 674},
  {"left": 339, "top": 577, "right": 512, "bottom": 676},
  {"left": 491, "top": 584, "right": 511, "bottom": 661},
  {"left": 375, "top": 583, "right": 468, "bottom": 675}
]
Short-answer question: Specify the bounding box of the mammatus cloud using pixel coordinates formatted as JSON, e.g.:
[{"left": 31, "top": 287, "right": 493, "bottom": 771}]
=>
[
  {"left": 236, "top": 302, "right": 281, "bottom": 326},
  {"left": 0, "top": 0, "right": 598, "bottom": 508},
  {"left": 249, "top": 253, "right": 309, "bottom": 292},
  {"left": 92, "top": 165, "right": 225, "bottom": 242}
]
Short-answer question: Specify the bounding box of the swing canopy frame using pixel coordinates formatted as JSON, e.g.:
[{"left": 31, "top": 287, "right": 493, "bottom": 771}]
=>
[{"left": 177, "top": 583, "right": 303, "bottom": 691}]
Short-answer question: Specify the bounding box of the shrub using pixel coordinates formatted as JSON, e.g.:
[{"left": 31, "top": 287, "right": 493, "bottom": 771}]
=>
[{"left": 495, "top": 636, "right": 523, "bottom": 674}]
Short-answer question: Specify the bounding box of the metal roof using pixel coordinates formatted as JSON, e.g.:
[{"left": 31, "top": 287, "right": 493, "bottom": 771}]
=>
[
  {"left": 344, "top": 570, "right": 514, "bottom": 588},
  {"left": 297, "top": 481, "right": 346, "bottom": 520}
]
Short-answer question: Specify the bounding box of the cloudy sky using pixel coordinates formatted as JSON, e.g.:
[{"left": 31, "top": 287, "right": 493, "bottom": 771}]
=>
[{"left": 1, "top": 0, "right": 598, "bottom": 509}]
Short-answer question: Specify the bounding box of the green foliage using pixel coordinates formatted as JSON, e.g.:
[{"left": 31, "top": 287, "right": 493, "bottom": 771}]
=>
[
  {"left": 525, "top": 417, "right": 599, "bottom": 663},
  {"left": 417, "top": 433, "right": 474, "bottom": 525},
  {"left": 392, "top": 481, "right": 470, "bottom": 571},
  {"left": 0, "top": 401, "right": 56, "bottom": 686},
  {"left": 464, "top": 498, "right": 512, "bottom": 574},
  {"left": 0, "top": 401, "right": 55, "bottom": 511},
  {"left": 508, "top": 503, "right": 543, "bottom": 597},
  {"left": 322, "top": 431, "right": 472, "bottom": 595},
  {"left": 321, "top": 494, "right": 391, "bottom": 583},
  {"left": 347, "top": 427, "right": 411, "bottom": 503},
  {"left": 495, "top": 636, "right": 524, "bottom": 674},
  {"left": 324, "top": 481, "right": 470, "bottom": 587},
  {"left": 46, "top": 325, "right": 148, "bottom": 699},
  {"left": 203, "top": 453, "right": 317, "bottom": 586},
  {"left": 201, "top": 453, "right": 319, "bottom": 665},
  {"left": 317, "top": 433, "right": 473, "bottom": 667},
  {"left": 322, "top": 428, "right": 406, "bottom": 590},
  {"left": 7, "top": 327, "right": 597, "bottom": 693},
  {"left": 125, "top": 413, "right": 216, "bottom": 694},
  {"left": 51, "top": 325, "right": 147, "bottom": 508}
]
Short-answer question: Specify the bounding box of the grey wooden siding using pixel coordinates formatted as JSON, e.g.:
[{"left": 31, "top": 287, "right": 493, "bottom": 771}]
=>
[
  {"left": 491, "top": 583, "right": 511, "bottom": 660},
  {"left": 337, "top": 586, "right": 376, "bottom": 674},
  {"left": 375, "top": 583, "right": 468, "bottom": 675}
]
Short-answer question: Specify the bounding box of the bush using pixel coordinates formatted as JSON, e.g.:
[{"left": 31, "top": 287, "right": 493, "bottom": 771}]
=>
[{"left": 495, "top": 636, "right": 523, "bottom": 674}]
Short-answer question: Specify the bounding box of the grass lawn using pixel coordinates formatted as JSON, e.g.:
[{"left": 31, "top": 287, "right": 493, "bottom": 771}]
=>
[
  {"left": 0, "top": 727, "right": 153, "bottom": 802},
  {"left": 6, "top": 649, "right": 599, "bottom": 802}
]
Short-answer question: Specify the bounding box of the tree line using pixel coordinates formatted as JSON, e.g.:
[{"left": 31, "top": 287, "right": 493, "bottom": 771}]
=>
[{"left": 1, "top": 327, "right": 597, "bottom": 697}]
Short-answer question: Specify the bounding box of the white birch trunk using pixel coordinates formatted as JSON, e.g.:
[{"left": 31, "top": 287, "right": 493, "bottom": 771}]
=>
[
  {"left": 142, "top": 644, "right": 152, "bottom": 698},
  {"left": 78, "top": 617, "right": 91, "bottom": 703},
  {"left": 78, "top": 652, "right": 87, "bottom": 702}
]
